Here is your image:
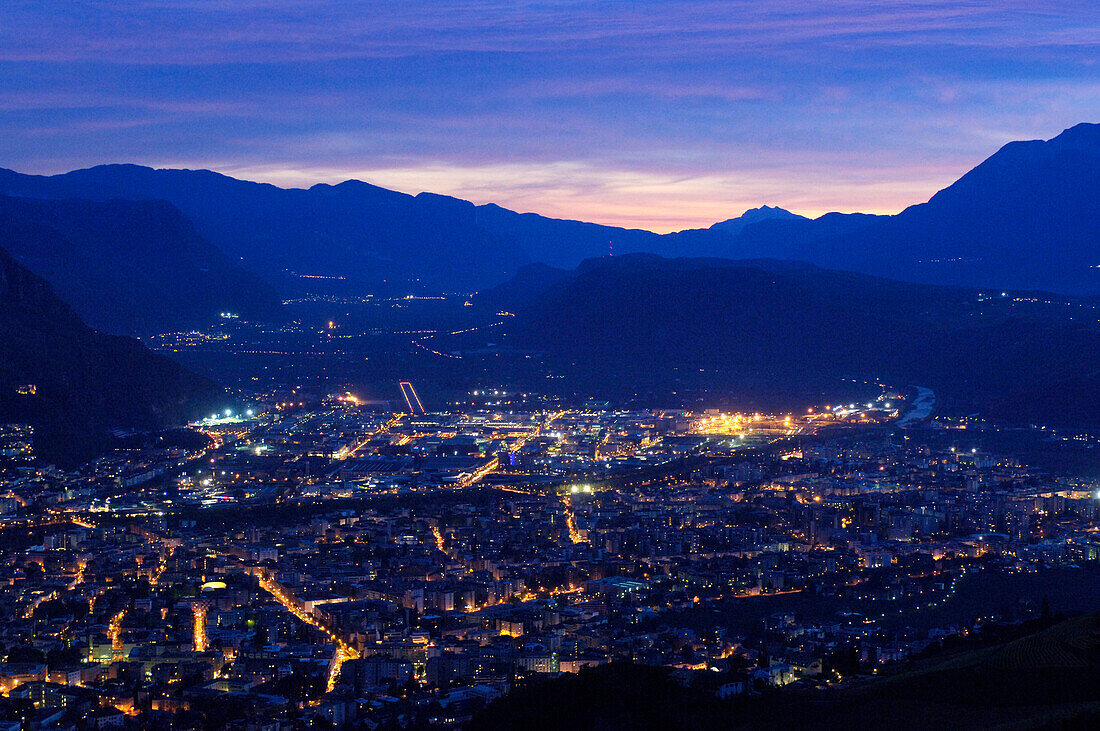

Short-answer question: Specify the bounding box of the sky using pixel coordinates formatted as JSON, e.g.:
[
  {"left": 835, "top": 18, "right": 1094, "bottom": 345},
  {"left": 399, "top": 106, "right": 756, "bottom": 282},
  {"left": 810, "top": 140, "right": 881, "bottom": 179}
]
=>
[{"left": 1, "top": 1, "right": 1097, "bottom": 232}]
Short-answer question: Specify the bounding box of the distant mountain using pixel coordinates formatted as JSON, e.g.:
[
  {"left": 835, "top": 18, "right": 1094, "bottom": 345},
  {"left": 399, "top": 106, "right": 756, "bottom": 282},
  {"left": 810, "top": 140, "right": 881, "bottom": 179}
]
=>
[
  {"left": 472, "top": 262, "right": 572, "bottom": 312},
  {"left": 0, "top": 243, "right": 222, "bottom": 465},
  {"left": 488, "top": 254, "right": 1100, "bottom": 424},
  {"left": 0, "top": 166, "right": 530, "bottom": 294},
  {"left": 728, "top": 123, "right": 1100, "bottom": 293},
  {"left": 0, "top": 195, "right": 282, "bottom": 334},
  {"left": 0, "top": 123, "right": 1096, "bottom": 296},
  {"left": 720, "top": 211, "right": 889, "bottom": 260},
  {"left": 0, "top": 167, "right": 777, "bottom": 289},
  {"left": 710, "top": 205, "right": 807, "bottom": 235},
  {"left": 471, "top": 203, "right": 663, "bottom": 269}
]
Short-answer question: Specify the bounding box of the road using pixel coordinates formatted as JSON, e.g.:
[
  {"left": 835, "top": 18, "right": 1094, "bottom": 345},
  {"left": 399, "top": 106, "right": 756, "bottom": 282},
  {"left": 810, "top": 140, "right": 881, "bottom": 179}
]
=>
[{"left": 247, "top": 568, "right": 360, "bottom": 691}]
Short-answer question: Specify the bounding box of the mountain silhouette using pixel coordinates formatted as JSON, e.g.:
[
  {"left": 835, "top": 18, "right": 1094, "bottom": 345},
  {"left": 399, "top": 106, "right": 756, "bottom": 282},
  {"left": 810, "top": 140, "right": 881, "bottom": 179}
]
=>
[
  {"left": 0, "top": 165, "right": 529, "bottom": 294},
  {"left": 710, "top": 205, "right": 808, "bottom": 235},
  {"left": 0, "top": 243, "right": 222, "bottom": 464},
  {"left": 0, "top": 195, "right": 282, "bottom": 334},
  {"left": 487, "top": 254, "right": 1100, "bottom": 424},
  {"left": 756, "top": 122, "right": 1100, "bottom": 294},
  {"left": 0, "top": 123, "right": 1095, "bottom": 299}
]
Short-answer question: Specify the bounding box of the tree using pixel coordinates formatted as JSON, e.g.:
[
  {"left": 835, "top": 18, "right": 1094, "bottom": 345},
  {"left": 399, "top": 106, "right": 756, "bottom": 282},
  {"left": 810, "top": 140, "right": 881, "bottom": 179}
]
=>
[{"left": 251, "top": 623, "right": 268, "bottom": 648}]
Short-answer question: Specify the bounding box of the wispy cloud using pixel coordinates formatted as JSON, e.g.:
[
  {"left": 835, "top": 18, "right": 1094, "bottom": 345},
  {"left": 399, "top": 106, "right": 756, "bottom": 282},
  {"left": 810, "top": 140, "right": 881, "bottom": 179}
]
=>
[
  {"left": 0, "top": 1, "right": 1095, "bottom": 230},
  {"left": 2, "top": 2, "right": 1095, "bottom": 63}
]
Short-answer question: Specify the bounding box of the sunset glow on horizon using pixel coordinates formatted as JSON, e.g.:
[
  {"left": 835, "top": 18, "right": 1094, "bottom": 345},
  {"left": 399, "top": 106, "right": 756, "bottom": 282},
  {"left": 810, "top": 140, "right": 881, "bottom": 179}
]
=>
[{"left": 2, "top": 1, "right": 1096, "bottom": 230}]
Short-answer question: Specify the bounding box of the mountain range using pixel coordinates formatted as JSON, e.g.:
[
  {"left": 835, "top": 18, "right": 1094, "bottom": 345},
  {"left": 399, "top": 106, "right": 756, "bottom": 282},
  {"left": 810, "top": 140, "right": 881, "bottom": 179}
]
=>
[
  {"left": 722, "top": 123, "right": 1100, "bottom": 294},
  {"left": 0, "top": 165, "right": 530, "bottom": 298},
  {"left": 0, "top": 123, "right": 1097, "bottom": 462},
  {"left": 0, "top": 123, "right": 1095, "bottom": 317}
]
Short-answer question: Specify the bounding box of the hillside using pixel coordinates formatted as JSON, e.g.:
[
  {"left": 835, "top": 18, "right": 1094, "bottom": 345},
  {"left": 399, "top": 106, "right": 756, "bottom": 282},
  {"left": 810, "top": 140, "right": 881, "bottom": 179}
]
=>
[
  {"left": 470, "top": 614, "right": 1100, "bottom": 730},
  {"left": 0, "top": 243, "right": 222, "bottom": 465},
  {"left": 803, "top": 612, "right": 1100, "bottom": 729},
  {"left": 0, "top": 195, "right": 282, "bottom": 334},
  {"left": 487, "top": 255, "right": 1100, "bottom": 423}
]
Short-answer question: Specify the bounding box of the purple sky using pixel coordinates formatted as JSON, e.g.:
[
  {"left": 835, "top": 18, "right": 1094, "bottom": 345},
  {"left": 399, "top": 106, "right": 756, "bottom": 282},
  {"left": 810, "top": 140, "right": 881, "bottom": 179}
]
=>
[{"left": 2, "top": 1, "right": 1097, "bottom": 231}]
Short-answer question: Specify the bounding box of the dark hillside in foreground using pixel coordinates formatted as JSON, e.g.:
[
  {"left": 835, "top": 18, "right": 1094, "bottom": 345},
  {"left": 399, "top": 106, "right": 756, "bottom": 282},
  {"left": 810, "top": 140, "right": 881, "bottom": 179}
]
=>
[
  {"left": 470, "top": 613, "right": 1100, "bottom": 731},
  {"left": 0, "top": 243, "right": 222, "bottom": 464}
]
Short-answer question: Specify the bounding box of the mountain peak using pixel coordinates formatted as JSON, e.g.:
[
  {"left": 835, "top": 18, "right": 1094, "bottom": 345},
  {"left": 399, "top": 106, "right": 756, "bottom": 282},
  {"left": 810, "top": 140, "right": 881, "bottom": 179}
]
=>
[
  {"left": 1048, "top": 122, "right": 1100, "bottom": 153},
  {"left": 709, "top": 205, "right": 807, "bottom": 235},
  {"left": 984, "top": 122, "right": 1100, "bottom": 165}
]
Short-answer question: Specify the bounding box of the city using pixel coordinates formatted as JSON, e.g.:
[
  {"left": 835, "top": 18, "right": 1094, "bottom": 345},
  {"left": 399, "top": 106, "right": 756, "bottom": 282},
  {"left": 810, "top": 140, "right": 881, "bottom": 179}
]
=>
[
  {"left": 1, "top": 386, "right": 1099, "bottom": 727},
  {"left": 2, "top": 2, "right": 1099, "bottom": 729}
]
